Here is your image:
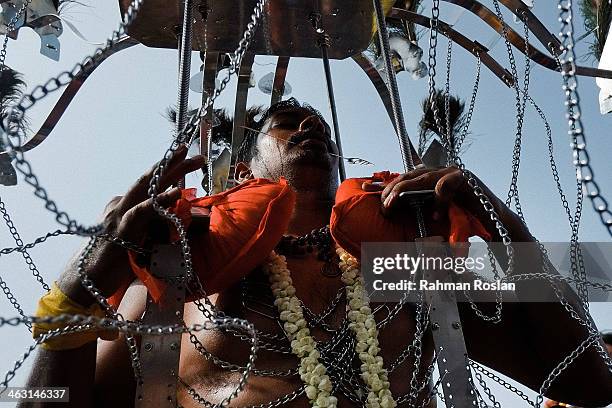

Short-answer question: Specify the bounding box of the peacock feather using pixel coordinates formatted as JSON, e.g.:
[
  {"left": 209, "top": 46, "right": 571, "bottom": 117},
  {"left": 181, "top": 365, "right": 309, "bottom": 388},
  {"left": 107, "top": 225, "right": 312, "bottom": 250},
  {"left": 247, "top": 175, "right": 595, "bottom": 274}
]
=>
[
  {"left": 580, "top": 0, "right": 612, "bottom": 60},
  {"left": 419, "top": 89, "right": 467, "bottom": 152}
]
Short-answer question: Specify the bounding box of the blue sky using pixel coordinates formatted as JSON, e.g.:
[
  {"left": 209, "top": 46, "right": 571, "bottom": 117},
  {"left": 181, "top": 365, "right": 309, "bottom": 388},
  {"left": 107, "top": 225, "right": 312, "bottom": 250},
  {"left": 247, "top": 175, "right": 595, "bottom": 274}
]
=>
[{"left": 1, "top": 1, "right": 611, "bottom": 406}]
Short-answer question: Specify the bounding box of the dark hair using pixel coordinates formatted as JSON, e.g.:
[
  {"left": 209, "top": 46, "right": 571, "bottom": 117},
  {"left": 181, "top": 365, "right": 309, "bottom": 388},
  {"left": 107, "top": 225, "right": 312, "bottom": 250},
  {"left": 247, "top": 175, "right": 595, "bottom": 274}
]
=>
[
  {"left": 0, "top": 67, "right": 27, "bottom": 132},
  {"left": 236, "top": 97, "right": 326, "bottom": 163},
  {"left": 602, "top": 331, "right": 612, "bottom": 345},
  {"left": 165, "top": 106, "right": 264, "bottom": 151}
]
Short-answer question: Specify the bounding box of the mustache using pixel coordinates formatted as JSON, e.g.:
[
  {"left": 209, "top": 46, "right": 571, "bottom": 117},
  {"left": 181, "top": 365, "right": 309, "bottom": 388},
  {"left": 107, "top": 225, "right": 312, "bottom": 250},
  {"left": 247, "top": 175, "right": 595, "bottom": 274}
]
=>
[
  {"left": 240, "top": 126, "right": 374, "bottom": 166},
  {"left": 288, "top": 130, "right": 329, "bottom": 147}
]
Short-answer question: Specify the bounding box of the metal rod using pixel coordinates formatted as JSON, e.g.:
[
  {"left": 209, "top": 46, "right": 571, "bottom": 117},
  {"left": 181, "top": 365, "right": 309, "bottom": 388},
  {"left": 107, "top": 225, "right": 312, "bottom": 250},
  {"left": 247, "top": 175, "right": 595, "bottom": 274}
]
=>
[
  {"left": 373, "top": 0, "right": 416, "bottom": 172},
  {"left": 310, "top": 13, "right": 346, "bottom": 182},
  {"left": 320, "top": 43, "right": 347, "bottom": 182},
  {"left": 176, "top": 0, "right": 194, "bottom": 138},
  {"left": 200, "top": 52, "right": 219, "bottom": 195},
  {"left": 271, "top": 56, "right": 290, "bottom": 105}
]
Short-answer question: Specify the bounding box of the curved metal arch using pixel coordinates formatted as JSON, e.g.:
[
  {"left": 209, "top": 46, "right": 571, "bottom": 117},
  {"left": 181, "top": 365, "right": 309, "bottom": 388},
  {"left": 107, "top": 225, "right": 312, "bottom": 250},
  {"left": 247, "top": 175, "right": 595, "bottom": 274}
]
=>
[
  {"left": 441, "top": 0, "right": 612, "bottom": 79},
  {"left": 389, "top": 8, "right": 515, "bottom": 87},
  {"left": 351, "top": 53, "right": 398, "bottom": 133},
  {"left": 492, "top": 0, "right": 561, "bottom": 54},
  {"left": 2, "top": 36, "right": 139, "bottom": 155}
]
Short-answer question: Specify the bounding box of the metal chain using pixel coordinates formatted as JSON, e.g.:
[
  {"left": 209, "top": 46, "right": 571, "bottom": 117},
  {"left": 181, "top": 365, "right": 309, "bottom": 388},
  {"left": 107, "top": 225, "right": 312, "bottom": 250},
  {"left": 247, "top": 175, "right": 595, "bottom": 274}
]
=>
[
  {"left": 520, "top": 87, "right": 589, "bottom": 308},
  {"left": 444, "top": 36, "right": 453, "bottom": 165},
  {"left": 0, "top": 313, "right": 257, "bottom": 393},
  {"left": 454, "top": 54, "right": 481, "bottom": 155},
  {"left": 492, "top": 7, "right": 531, "bottom": 221},
  {"left": 469, "top": 359, "right": 536, "bottom": 406},
  {"left": 535, "top": 333, "right": 600, "bottom": 407},
  {"left": 0, "top": 196, "right": 49, "bottom": 290},
  {"left": 0, "top": 229, "right": 71, "bottom": 256},
  {"left": 147, "top": 0, "right": 269, "bottom": 324},
  {"left": 426, "top": 0, "right": 516, "bottom": 274},
  {"left": 180, "top": 376, "right": 304, "bottom": 408},
  {"left": 467, "top": 358, "right": 492, "bottom": 408},
  {"left": 76, "top": 235, "right": 143, "bottom": 383},
  {"left": 0, "top": 274, "right": 30, "bottom": 331},
  {"left": 188, "top": 332, "right": 297, "bottom": 377},
  {"left": 143, "top": 1, "right": 268, "bottom": 403},
  {"left": 2, "top": 0, "right": 147, "bottom": 236},
  {"left": 97, "top": 233, "right": 150, "bottom": 256},
  {"left": 407, "top": 291, "right": 428, "bottom": 406},
  {"left": 463, "top": 246, "right": 503, "bottom": 323},
  {"left": 558, "top": 0, "right": 612, "bottom": 236},
  {"left": 472, "top": 365, "right": 501, "bottom": 408},
  {"left": 426, "top": 0, "right": 443, "bottom": 156},
  {"left": 1, "top": 323, "right": 100, "bottom": 395},
  {"left": 0, "top": 0, "right": 33, "bottom": 72}
]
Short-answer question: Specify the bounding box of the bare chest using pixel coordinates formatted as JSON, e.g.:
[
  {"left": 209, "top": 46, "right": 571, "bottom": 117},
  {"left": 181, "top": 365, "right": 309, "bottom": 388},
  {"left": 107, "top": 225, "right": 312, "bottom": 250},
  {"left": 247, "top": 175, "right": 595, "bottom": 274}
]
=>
[{"left": 176, "top": 260, "right": 435, "bottom": 407}]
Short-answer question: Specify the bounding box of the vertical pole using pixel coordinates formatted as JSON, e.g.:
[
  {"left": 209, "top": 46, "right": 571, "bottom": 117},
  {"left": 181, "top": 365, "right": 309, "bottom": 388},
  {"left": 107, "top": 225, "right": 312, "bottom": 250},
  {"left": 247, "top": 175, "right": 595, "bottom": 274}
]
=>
[
  {"left": 311, "top": 13, "right": 346, "bottom": 182},
  {"left": 271, "top": 56, "right": 290, "bottom": 105},
  {"left": 175, "top": 0, "right": 194, "bottom": 189},
  {"left": 199, "top": 52, "right": 219, "bottom": 195},
  {"left": 372, "top": 0, "right": 417, "bottom": 172},
  {"left": 320, "top": 43, "right": 347, "bottom": 182},
  {"left": 373, "top": 0, "right": 426, "bottom": 236},
  {"left": 176, "top": 0, "right": 194, "bottom": 137}
]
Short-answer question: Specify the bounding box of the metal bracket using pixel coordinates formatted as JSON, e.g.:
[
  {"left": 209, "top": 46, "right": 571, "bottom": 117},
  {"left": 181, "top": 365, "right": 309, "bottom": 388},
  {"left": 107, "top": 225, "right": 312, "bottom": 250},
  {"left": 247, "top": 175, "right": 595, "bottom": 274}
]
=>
[
  {"left": 134, "top": 245, "right": 186, "bottom": 408},
  {"left": 226, "top": 52, "right": 255, "bottom": 189},
  {"left": 118, "top": 0, "right": 374, "bottom": 59},
  {"left": 271, "top": 56, "right": 290, "bottom": 105},
  {"left": 415, "top": 236, "right": 477, "bottom": 407},
  {"left": 0, "top": 0, "right": 63, "bottom": 60}
]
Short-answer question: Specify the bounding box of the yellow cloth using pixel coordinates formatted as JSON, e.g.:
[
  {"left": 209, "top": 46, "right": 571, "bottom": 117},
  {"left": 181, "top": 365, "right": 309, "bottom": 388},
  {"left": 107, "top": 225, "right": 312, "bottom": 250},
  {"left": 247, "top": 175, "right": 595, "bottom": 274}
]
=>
[
  {"left": 33, "top": 282, "right": 118, "bottom": 350},
  {"left": 371, "top": 0, "right": 396, "bottom": 37}
]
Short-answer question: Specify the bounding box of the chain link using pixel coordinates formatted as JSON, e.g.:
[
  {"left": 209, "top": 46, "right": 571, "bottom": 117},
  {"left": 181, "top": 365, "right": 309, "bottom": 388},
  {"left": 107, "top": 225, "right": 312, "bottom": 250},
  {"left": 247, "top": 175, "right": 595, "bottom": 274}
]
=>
[
  {"left": 469, "top": 359, "right": 536, "bottom": 406},
  {"left": 0, "top": 229, "right": 71, "bottom": 256},
  {"left": 0, "top": 274, "right": 30, "bottom": 331},
  {"left": 558, "top": 0, "right": 612, "bottom": 236},
  {"left": 0, "top": 196, "right": 50, "bottom": 290},
  {"left": 2, "top": 0, "right": 147, "bottom": 236}
]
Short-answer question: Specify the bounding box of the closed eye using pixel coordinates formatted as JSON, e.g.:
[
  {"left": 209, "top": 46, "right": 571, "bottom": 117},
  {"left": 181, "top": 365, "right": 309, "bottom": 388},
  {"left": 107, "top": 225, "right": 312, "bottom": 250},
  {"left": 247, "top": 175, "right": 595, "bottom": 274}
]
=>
[{"left": 271, "top": 121, "right": 298, "bottom": 129}]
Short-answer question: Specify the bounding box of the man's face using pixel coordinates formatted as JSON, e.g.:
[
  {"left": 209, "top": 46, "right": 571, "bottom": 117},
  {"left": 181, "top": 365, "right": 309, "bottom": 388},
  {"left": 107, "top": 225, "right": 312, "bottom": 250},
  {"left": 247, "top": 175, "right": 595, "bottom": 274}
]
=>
[{"left": 249, "top": 107, "right": 340, "bottom": 180}]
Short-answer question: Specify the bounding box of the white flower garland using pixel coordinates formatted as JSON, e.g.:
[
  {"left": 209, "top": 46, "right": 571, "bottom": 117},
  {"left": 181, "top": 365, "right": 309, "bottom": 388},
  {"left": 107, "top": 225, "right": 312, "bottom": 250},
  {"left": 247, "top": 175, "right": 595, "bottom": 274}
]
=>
[
  {"left": 266, "top": 251, "right": 338, "bottom": 408},
  {"left": 338, "top": 248, "right": 396, "bottom": 408},
  {"left": 264, "top": 249, "right": 396, "bottom": 408}
]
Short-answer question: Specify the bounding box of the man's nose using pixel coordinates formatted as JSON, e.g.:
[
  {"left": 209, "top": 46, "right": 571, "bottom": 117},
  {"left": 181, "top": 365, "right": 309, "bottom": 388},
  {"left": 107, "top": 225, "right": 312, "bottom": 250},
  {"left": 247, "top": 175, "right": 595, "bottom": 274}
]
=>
[{"left": 298, "top": 115, "right": 325, "bottom": 134}]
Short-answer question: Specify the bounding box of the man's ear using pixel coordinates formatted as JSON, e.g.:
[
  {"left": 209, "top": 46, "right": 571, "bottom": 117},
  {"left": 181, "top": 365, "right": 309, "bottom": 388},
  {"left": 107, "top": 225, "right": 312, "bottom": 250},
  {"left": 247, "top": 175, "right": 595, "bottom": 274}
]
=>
[{"left": 234, "top": 161, "right": 254, "bottom": 183}]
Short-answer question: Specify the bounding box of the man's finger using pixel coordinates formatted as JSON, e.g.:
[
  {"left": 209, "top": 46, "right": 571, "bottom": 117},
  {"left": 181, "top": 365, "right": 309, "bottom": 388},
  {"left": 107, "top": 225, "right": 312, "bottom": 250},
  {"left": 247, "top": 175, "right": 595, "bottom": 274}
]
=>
[
  {"left": 118, "top": 145, "right": 189, "bottom": 213},
  {"left": 160, "top": 154, "right": 206, "bottom": 191},
  {"left": 434, "top": 168, "right": 465, "bottom": 203},
  {"left": 381, "top": 166, "right": 430, "bottom": 203},
  {"left": 362, "top": 181, "right": 385, "bottom": 192},
  {"left": 118, "top": 187, "right": 183, "bottom": 241},
  {"left": 382, "top": 169, "right": 448, "bottom": 212}
]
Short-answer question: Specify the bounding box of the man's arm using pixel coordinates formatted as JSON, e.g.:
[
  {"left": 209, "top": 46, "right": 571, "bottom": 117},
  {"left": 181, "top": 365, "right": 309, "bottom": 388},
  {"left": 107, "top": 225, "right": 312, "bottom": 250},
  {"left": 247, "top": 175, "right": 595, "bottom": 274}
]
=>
[
  {"left": 455, "top": 176, "right": 612, "bottom": 407},
  {"left": 18, "top": 244, "right": 125, "bottom": 408},
  {"left": 378, "top": 166, "right": 612, "bottom": 407},
  {"left": 19, "top": 147, "right": 205, "bottom": 408}
]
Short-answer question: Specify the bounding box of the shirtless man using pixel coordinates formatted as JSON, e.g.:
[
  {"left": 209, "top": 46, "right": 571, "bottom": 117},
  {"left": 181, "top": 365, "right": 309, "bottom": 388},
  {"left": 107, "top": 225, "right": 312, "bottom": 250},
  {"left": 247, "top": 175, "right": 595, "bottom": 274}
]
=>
[{"left": 21, "top": 100, "right": 612, "bottom": 407}]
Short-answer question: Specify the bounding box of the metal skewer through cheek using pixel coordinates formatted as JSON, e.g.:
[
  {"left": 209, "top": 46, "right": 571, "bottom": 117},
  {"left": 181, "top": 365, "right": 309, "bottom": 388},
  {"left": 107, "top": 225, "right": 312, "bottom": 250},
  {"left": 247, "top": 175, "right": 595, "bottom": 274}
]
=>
[{"left": 240, "top": 126, "right": 374, "bottom": 166}]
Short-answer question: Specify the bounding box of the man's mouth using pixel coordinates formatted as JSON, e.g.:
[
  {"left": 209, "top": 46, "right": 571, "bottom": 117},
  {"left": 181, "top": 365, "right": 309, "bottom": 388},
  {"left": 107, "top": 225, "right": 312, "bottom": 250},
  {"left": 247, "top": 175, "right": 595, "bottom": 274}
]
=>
[{"left": 289, "top": 131, "right": 330, "bottom": 151}]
